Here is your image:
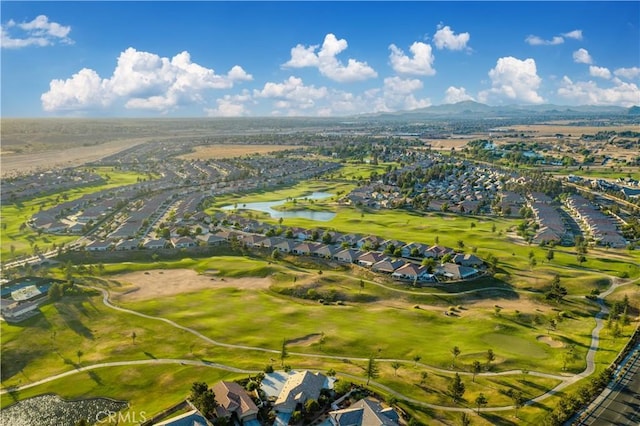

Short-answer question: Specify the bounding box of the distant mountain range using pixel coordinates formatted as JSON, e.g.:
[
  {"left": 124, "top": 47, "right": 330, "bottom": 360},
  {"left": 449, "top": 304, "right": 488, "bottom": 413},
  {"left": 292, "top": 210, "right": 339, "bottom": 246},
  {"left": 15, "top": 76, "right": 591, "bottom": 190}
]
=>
[{"left": 361, "top": 101, "right": 639, "bottom": 119}]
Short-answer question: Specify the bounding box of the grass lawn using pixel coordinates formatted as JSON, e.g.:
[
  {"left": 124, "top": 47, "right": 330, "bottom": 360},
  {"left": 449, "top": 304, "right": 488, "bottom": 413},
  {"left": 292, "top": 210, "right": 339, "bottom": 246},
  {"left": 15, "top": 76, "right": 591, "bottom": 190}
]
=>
[{"left": 1, "top": 364, "right": 236, "bottom": 425}]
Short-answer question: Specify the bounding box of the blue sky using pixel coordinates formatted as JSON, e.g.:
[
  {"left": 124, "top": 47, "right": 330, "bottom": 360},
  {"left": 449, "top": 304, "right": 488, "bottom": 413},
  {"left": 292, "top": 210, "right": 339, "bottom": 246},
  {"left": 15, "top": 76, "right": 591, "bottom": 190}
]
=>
[{"left": 1, "top": 1, "right": 639, "bottom": 117}]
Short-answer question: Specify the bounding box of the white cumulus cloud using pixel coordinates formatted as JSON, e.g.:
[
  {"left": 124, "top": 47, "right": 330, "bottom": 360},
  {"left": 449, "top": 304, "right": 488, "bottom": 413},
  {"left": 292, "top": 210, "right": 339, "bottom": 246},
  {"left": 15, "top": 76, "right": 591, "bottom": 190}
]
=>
[
  {"left": 589, "top": 66, "right": 611, "bottom": 80},
  {"left": 1, "top": 14, "right": 73, "bottom": 48},
  {"left": 525, "top": 35, "right": 564, "bottom": 46},
  {"left": 389, "top": 42, "right": 436, "bottom": 76},
  {"left": 558, "top": 76, "right": 640, "bottom": 107},
  {"left": 573, "top": 48, "right": 593, "bottom": 64},
  {"left": 41, "top": 68, "right": 110, "bottom": 111},
  {"left": 614, "top": 67, "right": 640, "bottom": 80},
  {"left": 478, "top": 56, "right": 544, "bottom": 104},
  {"left": 374, "top": 76, "right": 431, "bottom": 112},
  {"left": 433, "top": 25, "right": 470, "bottom": 51},
  {"left": 41, "top": 47, "right": 252, "bottom": 112},
  {"left": 283, "top": 33, "right": 377, "bottom": 82},
  {"left": 254, "top": 76, "right": 329, "bottom": 114},
  {"left": 444, "top": 86, "right": 475, "bottom": 104},
  {"left": 562, "top": 30, "right": 583, "bottom": 40},
  {"left": 205, "top": 91, "right": 253, "bottom": 117}
]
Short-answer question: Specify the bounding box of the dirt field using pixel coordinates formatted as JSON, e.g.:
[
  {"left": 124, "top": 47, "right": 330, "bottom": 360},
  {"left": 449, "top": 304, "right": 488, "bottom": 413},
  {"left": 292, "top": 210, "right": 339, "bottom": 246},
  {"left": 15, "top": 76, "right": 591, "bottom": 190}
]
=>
[
  {"left": 110, "top": 269, "right": 272, "bottom": 301},
  {"left": 509, "top": 124, "right": 640, "bottom": 135},
  {"left": 177, "top": 144, "right": 297, "bottom": 160},
  {"left": 0, "top": 137, "right": 155, "bottom": 176}
]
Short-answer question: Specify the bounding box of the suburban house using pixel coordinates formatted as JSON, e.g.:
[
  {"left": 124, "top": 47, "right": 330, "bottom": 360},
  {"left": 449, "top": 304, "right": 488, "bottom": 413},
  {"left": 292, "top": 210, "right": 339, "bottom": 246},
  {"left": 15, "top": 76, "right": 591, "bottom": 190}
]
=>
[
  {"left": 197, "top": 234, "right": 227, "bottom": 246},
  {"left": 452, "top": 253, "right": 484, "bottom": 268},
  {"left": 143, "top": 238, "right": 168, "bottom": 250},
  {"left": 436, "top": 263, "right": 479, "bottom": 280},
  {"left": 333, "top": 249, "right": 364, "bottom": 264},
  {"left": 371, "top": 258, "right": 405, "bottom": 274},
  {"left": 274, "top": 239, "right": 298, "bottom": 253},
  {"left": 212, "top": 381, "right": 259, "bottom": 424},
  {"left": 115, "top": 239, "right": 140, "bottom": 251},
  {"left": 424, "top": 245, "right": 454, "bottom": 259},
  {"left": 357, "top": 251, "right": 387, "bottom": 267},
  {"left": 328, "top": 398, "right": 399, "bottom": 426},
  {"left": 314, "top": 245, "right": 341, "bottom": 259},
  {"left": 241, "top": 234, "right": 266, "bottom": 248},
  {"left": 391, "top": 263, "right": 433, "bottom": 283},
  {"left": 401, "top": 242, "right": 429, "bottom": 258},
  {"left": 292, "top": 242, "right": 323, "bottom": 256},
  {"left": 171, "top": 236, "right": 197, "bottom": 249},
  {"left": 274, "top": 371, "right": 328, "bottom": 413},
  {"left": 85, "top": 240, "right": 113, "bottom": 252}
]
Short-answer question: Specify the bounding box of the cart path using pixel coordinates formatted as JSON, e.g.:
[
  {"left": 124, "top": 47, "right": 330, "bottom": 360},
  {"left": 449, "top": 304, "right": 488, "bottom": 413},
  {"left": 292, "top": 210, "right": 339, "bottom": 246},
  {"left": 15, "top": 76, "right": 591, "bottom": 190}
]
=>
[{"left": 2, "top": 277, "right": 637, "bottom": 413}]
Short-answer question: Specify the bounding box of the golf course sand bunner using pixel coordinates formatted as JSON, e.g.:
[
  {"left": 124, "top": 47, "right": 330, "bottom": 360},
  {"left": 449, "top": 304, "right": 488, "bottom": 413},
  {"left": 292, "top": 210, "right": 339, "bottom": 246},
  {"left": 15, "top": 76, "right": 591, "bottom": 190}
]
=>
[{"left": 110, "top": 269, "right": 272, "bottom": 302}]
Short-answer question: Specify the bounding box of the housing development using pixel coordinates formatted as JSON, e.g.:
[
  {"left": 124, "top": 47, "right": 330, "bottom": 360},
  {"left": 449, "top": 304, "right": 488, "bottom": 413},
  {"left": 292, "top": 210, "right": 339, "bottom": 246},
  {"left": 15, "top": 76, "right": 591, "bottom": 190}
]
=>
[{"left": 1, "top": 107, "right": 639, "bottom": 426}]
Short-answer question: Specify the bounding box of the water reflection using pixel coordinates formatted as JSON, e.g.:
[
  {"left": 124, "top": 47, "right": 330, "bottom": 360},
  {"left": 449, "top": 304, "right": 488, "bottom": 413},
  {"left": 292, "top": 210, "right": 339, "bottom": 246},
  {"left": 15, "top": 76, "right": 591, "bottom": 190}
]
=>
[
  {"left": 1, "top": 394, "right": 128, "bottom": 426},
  {"left": 221, "top": 191, "right": 336, "bottom": 221}
]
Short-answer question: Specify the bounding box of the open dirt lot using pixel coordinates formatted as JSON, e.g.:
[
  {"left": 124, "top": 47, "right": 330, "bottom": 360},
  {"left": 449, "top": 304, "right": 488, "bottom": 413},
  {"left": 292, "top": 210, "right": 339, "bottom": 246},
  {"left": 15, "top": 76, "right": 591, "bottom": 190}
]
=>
[
  {"left": 1, "top": 137, "right": 153, "bottom": 176},
  {"left": 177, "top": 144, "right": 297, "bottom": 160},
  {"left": 509, "top": 124, "right": 640, "bottom": 135},
  {"left": 110, "top": 269, "right": 272, "bottom": 301}
]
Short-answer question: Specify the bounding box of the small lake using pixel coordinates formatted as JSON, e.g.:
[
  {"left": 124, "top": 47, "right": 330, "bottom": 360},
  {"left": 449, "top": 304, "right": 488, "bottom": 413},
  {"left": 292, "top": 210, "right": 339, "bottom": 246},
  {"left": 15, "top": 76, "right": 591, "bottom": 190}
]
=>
[
  {"left": 221, "top": 191, "right": 336, "bottom": 221},
  {"left": 0, "top": 394, "right": 128, "bottom": 426}
]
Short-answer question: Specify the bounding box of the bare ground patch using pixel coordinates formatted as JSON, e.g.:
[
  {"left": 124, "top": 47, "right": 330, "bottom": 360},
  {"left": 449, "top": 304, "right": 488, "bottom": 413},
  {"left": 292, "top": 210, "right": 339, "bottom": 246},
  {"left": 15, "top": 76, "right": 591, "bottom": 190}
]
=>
[
  {"left": 537, "top": 335, "right": 565, "bottom": 348},
  {"left": 177, "top": 144, "right": 297, "bottom": 160},
  {"left": 110, "top": 269, "right": 271, "bottom": 301}
]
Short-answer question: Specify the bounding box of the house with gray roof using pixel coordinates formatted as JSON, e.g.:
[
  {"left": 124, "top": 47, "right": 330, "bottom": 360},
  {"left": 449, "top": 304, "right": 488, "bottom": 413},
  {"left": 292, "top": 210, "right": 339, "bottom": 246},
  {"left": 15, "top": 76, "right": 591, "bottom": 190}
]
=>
[
  {"left": 274, "top": 371, "right": 328, "bottom": 413},
  {"left": 329, "top": 398, "right": 399, "bottom": 426}
]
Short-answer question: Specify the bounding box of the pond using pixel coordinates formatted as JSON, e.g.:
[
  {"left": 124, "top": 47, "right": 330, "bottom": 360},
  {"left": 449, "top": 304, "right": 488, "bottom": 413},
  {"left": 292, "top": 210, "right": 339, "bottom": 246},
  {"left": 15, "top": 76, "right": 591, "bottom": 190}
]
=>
[
  {"left": 0, "top": 394, "right": 128, "bottom": 426},
  {"left": 221, "top": 191, "right": 336, "bottom": 221}
]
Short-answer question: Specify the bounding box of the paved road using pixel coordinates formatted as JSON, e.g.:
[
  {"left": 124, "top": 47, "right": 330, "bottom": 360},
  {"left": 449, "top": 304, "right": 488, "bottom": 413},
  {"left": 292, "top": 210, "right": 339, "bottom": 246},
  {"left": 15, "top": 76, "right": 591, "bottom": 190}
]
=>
[{"left": 578, "top": 348, "right": 640, "bottom": 426}]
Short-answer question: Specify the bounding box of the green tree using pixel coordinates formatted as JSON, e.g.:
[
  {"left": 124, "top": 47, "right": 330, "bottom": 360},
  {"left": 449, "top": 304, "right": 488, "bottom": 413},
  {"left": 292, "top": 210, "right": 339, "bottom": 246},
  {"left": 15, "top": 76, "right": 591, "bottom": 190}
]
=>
[
  {"left": 472, "top": 360, "right": 482, "bottom": 382},
  {"left": 304, "top": 399, "right": 319, "bottom": 414},
  {"left": 334, "top": 380, "right": 352, "bottom": 395},
  {"left": 413, "top": 354, "right": 422, "bottom": 367},
  {"left": 280, "top": 339, "right": 288, "bottom": 367},
  {"left": 460, "top": 412, "right": 471, "bottom": 426},
  {"left": 448, "top": 373, "right": 465, "bottom": 402},
  {"left": 131, "top": 331, "right": 137, "bottom": 345},
  {"left": 77, "top": 350, "right": 83, "bottom": 365},
  {"left": 511, "top": 390, "right": 525, "bottom": 419},
  {"left": 546, "top": 274, "right": 567, "bottom": 302},
  {"left": 391, "top": 361, "right": 402, "bottom": 376},
  {"left": 420, "top": 371, "right": 428, "bottom": 385},
  {"left": 546, "top": 248, "right": 554, "bottom": 262},
  {"left": 475, "top": 393, "right": 488, "bottom": 413},
  {"left": 189, "top": 382, "right": 218, "bottom": 418},
  {"left": 365, "top": 356, "right": 380, "bottom": 385},
  {"left": 451, "top": 346, "right": 461, "bottom": 367},
  {"left": 486, "top": 349, "right": 495, "bottom": 368}
]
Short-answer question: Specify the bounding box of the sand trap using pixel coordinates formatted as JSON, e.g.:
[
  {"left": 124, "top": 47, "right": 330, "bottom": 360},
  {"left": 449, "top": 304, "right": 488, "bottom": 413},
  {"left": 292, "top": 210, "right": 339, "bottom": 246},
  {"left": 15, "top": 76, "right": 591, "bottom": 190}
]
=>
[
  {"left": 110, "top": 269, "right": 271, "bottom": 301},
  {"left": 537, "top": 335, "right": 564, "bottom": 348}
]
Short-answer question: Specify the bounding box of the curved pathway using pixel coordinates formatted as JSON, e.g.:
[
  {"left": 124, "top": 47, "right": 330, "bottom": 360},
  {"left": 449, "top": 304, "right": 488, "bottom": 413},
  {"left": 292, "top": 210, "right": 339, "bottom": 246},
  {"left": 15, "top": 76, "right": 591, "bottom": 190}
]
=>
[{"left": 2, "top": 277, "right": 637, "bottom": 413}]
